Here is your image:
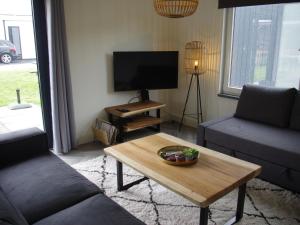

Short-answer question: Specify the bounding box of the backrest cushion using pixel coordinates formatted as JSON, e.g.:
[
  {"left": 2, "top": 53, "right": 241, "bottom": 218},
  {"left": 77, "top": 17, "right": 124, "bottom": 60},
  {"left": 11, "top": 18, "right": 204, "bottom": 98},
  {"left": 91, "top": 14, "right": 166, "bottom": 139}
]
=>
[
  {"left": 0, "top": 188, "right": 28, "bottom": 225},
  {"left": 290, "top": 91, "right": 300, "bottom": 130},
  {"left": 235, "top": 85, "right": 297, "bottom": 127},
  {"left": 0, "top": 128, "right": 48, "bottom": 167}
]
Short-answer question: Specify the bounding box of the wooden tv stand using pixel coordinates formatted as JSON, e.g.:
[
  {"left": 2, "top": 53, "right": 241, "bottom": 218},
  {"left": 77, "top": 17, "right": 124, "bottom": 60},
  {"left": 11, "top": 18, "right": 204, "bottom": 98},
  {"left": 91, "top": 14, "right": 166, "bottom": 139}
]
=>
[{"left": 105, "top": 101, "right": 166, "bottom": 142}]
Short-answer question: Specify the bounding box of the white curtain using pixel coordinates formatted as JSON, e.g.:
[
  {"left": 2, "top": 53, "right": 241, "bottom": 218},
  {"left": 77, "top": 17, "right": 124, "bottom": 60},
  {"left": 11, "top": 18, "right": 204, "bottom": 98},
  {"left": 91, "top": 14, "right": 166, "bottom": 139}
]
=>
[{"left": 45, "top": 0, "right": 76, "bottom": 153}]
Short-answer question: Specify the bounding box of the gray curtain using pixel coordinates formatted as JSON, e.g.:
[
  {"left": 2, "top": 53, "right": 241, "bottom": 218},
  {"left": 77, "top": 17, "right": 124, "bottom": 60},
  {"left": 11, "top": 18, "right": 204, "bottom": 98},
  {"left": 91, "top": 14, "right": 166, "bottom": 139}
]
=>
[{"left": 46, "top": 0, "right": 76, "bottom": 154}]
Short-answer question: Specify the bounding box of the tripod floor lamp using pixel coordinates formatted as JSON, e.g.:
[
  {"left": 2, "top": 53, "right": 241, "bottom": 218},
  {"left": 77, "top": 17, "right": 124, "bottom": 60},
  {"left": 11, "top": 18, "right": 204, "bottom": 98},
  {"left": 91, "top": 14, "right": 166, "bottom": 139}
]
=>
[{"left": 179, "top": 41, "right": 205, "bottom": 131}]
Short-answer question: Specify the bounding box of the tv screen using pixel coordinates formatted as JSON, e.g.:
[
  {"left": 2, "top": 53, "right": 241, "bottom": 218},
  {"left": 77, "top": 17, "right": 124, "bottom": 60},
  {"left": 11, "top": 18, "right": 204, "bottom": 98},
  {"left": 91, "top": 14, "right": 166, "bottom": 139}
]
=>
[{"left": 113, "top": 51, "right": 178, "bottom": 91}]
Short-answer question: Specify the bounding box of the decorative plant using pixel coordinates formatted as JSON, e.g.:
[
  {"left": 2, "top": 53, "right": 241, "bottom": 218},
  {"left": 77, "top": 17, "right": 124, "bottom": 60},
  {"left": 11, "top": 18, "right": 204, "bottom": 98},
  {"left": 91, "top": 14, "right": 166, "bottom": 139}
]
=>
[{"left": 183, "top": 148, "right": 199, "bottom": 159}]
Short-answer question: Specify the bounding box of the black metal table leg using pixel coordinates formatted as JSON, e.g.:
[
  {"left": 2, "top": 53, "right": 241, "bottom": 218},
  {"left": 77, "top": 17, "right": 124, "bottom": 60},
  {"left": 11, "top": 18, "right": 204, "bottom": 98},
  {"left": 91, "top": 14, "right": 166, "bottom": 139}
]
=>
[
  {"left": 200, "top": 207, "right": 209, "bottom": 225},
  {"left": 236, "top": 183, "right": 246, "bottom": 221},
  {"left": 117, "top": 161, "right": 124, "bottom": 191},
  {"left": 116, "top": 161, "right": 148, "bottom": 192},
  {"left": 109, "top": 115, "right": 125, "bottom": 143},
  {"left": 156, "top": 109, "right": 161, "bottom": 131},
  {"left": 224, "top": 183, "right": 247, "bottom": 225},
  {"left": 117, "top": 127, "right": 124, "bottom": 143},
  {"left": 199, "top": 183, "right": 246, "bottom": 225}
]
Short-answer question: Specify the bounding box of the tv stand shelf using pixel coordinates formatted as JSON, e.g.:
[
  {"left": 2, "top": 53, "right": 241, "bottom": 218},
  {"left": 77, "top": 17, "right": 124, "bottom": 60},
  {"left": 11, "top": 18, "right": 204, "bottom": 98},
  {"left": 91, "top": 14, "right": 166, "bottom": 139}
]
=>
[
  {"left": 105, "top": 101, "right": 166, "bottom": 142},
  {"left": 123, "top": 115, "right": 161, "bottom": 132}
]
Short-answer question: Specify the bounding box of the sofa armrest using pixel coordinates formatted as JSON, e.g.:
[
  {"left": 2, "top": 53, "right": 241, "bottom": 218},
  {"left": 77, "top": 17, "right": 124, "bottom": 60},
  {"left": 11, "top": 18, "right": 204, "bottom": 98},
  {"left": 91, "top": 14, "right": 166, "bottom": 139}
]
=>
[
  {"left": 197, "top": 116, "right": 233, "bottom": 146},
  {"left": 0, "top": 128, "right": 49, "bottom": 166}
]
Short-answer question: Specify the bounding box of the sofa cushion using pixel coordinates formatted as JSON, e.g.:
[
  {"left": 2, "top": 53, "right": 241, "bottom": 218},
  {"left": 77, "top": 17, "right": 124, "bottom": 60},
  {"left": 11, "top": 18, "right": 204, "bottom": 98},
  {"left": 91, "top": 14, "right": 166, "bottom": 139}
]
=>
[
  {"left": 290, "top": 91, "right": 300, "bottom": 130},
  {"left": 204, "top": 117, "right": 300, "bottom": 171},
  {"left": 197, "top": 116, "right": 233, "bottom": 146},
  {"left": 235, "top": 85, "right": 297, "bottom": 127},
  {"left": 0, "top": 188, "right": 28, "bottom": 225},
  {"left": 0, "top": 153, "right": 100, "bottom": 224},
  {"left": 33, "top": 194, "right": 145, "bottom": 225}
]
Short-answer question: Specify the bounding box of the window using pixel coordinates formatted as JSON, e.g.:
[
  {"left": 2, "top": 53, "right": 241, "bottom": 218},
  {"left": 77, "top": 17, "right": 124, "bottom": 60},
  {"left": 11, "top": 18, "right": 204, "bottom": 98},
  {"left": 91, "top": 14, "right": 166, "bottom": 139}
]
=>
[{"left": 221, "top": 3, "right": 300, "bottom": 96}]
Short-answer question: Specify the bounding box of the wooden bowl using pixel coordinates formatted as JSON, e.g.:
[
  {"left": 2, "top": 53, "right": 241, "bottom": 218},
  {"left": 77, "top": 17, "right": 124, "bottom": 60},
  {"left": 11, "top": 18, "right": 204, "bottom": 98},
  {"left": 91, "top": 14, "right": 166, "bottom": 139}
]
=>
[{"left": 157, "top": 146, "right": 199, "bottom": 166}]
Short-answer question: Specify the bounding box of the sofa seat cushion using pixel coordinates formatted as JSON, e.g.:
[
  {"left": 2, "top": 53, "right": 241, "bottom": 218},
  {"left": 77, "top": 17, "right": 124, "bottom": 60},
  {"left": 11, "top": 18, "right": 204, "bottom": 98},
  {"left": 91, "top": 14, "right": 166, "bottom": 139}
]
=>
[
  {"left": 33, "top": 194, "right": 145, "bottom": 225},
  {"left": 204, "top": 117, "right": 300, "bottom": 171},
  {"left": 0, "top": 153, "right": 100, "bottom": 224},
  {"left": 0, "top": 188, "right": 28, "bottom": 225}
]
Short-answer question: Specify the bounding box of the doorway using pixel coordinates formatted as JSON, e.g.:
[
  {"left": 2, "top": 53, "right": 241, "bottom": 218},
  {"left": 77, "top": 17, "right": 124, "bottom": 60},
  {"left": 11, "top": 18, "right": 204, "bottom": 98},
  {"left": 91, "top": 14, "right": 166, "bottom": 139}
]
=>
[{"left": 0, "top": 0, "right": 44, "bottom": 134}]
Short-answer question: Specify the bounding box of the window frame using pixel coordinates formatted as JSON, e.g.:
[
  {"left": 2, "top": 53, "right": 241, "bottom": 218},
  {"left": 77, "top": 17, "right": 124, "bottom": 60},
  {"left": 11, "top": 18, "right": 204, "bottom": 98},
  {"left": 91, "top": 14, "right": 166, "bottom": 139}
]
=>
[
  {"left": 220, "top": 5, "right": 300, "bottom": 96},
  {"left": 220, "top": 8, "right": 242, "bottom": 96}
]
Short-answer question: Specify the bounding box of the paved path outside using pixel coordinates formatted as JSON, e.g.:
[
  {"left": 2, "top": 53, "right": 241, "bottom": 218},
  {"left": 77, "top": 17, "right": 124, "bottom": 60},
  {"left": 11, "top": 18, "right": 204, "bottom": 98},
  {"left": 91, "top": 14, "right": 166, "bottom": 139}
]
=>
[
  {"left": 0, "top": 59, "right": 37, "bottom": 71},
  {"left": 0, "top": 104, "right": 44, "bottom": 134}
]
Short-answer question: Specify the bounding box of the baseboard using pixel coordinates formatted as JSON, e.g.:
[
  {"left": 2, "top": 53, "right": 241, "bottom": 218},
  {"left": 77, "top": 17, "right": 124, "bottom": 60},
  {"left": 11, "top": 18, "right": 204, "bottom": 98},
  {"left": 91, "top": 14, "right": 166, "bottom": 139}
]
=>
[{"left": 168, "top": 113, "right": 198, "bottom": 128}]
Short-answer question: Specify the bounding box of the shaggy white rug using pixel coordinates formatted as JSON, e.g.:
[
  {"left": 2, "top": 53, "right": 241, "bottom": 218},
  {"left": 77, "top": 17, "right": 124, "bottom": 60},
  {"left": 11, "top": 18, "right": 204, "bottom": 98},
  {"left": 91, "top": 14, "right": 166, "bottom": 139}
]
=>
[{"left": 73, "top": 155, "right": 300, "bottom": 225}]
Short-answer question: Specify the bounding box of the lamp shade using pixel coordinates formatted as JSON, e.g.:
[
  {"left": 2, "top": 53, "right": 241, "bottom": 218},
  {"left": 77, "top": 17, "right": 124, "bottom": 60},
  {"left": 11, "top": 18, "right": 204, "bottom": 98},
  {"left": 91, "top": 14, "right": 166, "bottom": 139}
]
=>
[
  {"left": 154, "top": 0, "right": 199, "bottom": 18},
  {"left": 184, "top": 41, "right": 205, "bottom": 75}
]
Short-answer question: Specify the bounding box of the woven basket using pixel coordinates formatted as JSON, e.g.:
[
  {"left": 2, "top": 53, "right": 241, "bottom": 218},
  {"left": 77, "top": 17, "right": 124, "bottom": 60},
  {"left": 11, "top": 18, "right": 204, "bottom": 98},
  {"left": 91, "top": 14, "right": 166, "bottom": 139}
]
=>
[{"left": 154, "top": 0, "right": 199, "bottom": 18}]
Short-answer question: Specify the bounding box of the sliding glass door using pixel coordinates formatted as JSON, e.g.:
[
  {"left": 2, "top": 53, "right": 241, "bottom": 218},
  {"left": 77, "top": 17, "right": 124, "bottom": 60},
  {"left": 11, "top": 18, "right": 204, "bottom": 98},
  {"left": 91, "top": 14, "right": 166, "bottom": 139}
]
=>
[{"left": 0, "top": 0, "right": 44, "bottom": 134}]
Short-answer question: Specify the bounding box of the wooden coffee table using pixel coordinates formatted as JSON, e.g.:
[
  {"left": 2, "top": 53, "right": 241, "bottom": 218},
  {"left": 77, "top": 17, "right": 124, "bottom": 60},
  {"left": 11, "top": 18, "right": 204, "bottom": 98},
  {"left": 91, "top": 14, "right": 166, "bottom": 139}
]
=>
[{"left": 104, "top": 133, "right": 261, "bottom": 225}]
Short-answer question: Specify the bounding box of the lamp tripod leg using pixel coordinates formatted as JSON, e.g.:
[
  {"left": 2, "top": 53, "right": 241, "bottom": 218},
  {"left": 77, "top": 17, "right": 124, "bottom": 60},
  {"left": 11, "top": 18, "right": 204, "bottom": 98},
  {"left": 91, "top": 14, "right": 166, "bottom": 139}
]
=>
[
  {"left": 179, "top": 75, "right": 194, "bottom": 131},
  {"left": 196, "top": 75, "right": 200, "bottom": 125},
  {"left": 197, "top": 75, "right": 203, "bottom": 122}
]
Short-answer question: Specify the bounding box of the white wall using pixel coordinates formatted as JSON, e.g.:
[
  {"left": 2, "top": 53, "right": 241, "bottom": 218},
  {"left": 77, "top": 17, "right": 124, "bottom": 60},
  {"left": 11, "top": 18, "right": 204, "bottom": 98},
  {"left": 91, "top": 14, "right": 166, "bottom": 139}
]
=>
[
  {"left": 64, "top": 0, "right": 178, "bottom": 145},
  {"left": 64, "top": 0, "right": 238, "bottom": 145},
  {"left": 168, "top": 0, "right": 238, "bottom": 126}
]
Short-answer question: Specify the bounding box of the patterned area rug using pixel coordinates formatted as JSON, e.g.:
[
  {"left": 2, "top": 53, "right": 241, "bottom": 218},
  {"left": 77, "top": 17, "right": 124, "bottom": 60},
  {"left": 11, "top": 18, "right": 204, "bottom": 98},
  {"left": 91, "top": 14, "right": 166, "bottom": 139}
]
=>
[{"left": 73, "top": 155, "right": 300, "bottom": 225}]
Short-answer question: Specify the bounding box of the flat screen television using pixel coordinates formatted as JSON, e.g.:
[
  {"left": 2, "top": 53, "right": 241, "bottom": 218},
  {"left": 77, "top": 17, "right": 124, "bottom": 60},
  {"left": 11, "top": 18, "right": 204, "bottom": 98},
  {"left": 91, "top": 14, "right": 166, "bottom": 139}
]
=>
[{"left": 113, "top": 51, "right": 178, "bottom": 92}]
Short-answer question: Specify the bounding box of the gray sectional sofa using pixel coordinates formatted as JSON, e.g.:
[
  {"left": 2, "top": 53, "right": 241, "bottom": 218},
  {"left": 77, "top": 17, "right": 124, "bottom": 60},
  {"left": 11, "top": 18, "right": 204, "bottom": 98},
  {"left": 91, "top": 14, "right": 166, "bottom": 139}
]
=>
[
  {"left": 197, "top": 85, "right": 300, "bottom": 193},
  {"left": 0, "top": 128, "right": 144, "bottom": 225}
]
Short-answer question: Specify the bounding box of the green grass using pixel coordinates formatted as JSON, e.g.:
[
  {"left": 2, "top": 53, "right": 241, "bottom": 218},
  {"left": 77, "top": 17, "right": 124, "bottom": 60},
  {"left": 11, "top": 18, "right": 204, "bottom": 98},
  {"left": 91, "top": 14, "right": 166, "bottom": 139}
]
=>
[{"left": 0, "top": 69, "right": 41, "bottom": 107}]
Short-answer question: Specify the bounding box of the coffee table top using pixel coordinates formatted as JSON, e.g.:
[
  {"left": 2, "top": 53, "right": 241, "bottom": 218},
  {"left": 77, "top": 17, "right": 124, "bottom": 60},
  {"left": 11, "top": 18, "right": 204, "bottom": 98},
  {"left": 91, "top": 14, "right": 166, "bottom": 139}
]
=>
[{"left": 104, "top": 133, "right": 261, "bottom": 207}]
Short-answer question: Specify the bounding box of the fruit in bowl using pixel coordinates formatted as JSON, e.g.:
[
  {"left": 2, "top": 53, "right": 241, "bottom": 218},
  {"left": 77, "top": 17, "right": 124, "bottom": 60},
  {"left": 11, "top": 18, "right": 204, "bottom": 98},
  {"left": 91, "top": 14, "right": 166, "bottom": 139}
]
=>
[
  {"left": 166, "top": 155, "right": 176, "bottom": 162},
  {"left": 159, "top": 146, "right": 199, "bottom": 165},
  {"left": 175, "top": 152, "right": 186, "bottom": 162}
]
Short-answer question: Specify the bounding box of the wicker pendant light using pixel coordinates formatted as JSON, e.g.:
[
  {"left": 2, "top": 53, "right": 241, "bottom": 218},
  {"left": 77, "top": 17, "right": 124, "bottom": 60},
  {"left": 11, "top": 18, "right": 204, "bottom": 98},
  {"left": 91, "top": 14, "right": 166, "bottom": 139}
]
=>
[
  {"left": 184, "top": 41, "right": 205, "bottom": 75},
  {"left": 154, "top": 0, "right": 199, "bottom": 18}
]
